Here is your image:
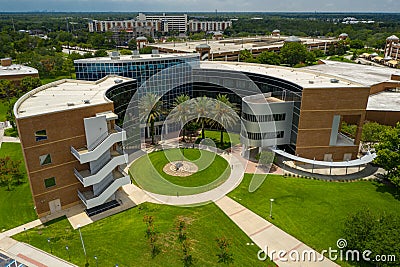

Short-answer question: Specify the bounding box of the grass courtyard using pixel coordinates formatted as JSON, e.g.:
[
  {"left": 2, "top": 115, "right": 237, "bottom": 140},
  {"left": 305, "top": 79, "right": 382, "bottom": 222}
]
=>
[
  {"left": 129, "top": 148, "right": 231, "bottom": 196},
  {"left": 13, "top": 203, "right": 275, "bottom": 267},
  {"left": 229, "top": 174, "right": 400, "bottom": 266},
  {"left": 0, "top": 143, "right": 36, "bottom": 231}
]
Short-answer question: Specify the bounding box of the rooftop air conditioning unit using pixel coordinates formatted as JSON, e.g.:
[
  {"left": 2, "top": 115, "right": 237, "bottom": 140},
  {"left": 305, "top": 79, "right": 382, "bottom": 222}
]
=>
[
  {"left": 67, "top": 103, "right": 75, "bottom": 106},
  {"left": 330, "top": 79, "right": 340, "bottom": 83},
  {"left": 114, "top": 79, "right": 123, "bottom": 84},
  {"left": 83, "top": 100, "right": 90, "bottom": 104}
]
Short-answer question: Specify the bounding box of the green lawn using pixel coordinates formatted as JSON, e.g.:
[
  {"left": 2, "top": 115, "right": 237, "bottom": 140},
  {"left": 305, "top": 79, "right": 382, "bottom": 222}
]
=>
[
  {"left": 0, "top": 143, "right": 37, "bottom": 231},
  {"left": 229, "top": 174, "right": 400, "bottom": 266},
  {"left": 14, "top": 203, "right": 275, "bottom": 267},
  {"left": 196, "top": 130, "right": 240, "bottom": 150},
  {"left": 130, "top": 148, "right": 231, "bottom": 196}
]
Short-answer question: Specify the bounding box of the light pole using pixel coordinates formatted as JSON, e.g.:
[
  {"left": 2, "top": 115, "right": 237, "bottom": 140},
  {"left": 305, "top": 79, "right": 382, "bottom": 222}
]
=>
[
  {"left": 47, "top": 238, "right": 53, "bottom": 253},
  {"left": 77, "top": 224, "right": 87, "bottom": 263},
  {"left": 269, "top": 199, "right": 275, "bottom": 219},
  {"left": 66, "top": 246, "right": 70, "bottom": 261},
  {"left": 24, "top": 227, "right": 29, "bottom": 242},
  {"left": 94, "top": 256, "right": 98, "bottom": 267}
]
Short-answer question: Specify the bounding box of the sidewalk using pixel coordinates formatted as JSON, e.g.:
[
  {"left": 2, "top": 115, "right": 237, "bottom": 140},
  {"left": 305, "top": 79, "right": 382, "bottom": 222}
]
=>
[
  {"left": 0, "top": 237, "right": 77, "bottom": 267},
  {"left": 215, "top": 196, "right": 339, "bottom": 267}
]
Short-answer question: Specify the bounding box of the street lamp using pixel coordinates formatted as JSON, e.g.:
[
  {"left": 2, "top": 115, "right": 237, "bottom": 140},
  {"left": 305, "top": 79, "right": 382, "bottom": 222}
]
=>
[
  {"left": 24, "top": 227, "right": 29, "bottom": 242},
  {"left": 66, "top": 246, "right": 71, "bottom": 261},
  {"left": 47, "top": 238, "right": 53, "bottom": 253},
  {"left": 94, "top": 256, "right": 98, "bottom": 267},
  {"left": 77, "top": 224, "right": 87, "bottom": 263},
  {"left": 269, "top": 199, "right": 275, "bottom": 219}
]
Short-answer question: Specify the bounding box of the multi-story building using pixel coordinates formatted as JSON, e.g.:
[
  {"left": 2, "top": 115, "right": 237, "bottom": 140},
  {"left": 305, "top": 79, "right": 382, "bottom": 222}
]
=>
[
  {"left": 188, "top": 20, "right": 232, "bottom": 32},
  {"left": 14, "top": 76, "right": 133, "bottom": 217},
  {"left": 137, "top": 13, "right": 187, "bottom": 33},
  {"left": 0, "top": 58, "right": 39, "bottom": 86},
  {"left": 88, "top": 19, "right": 160, "bottom": 36},
  {"left": 15, "top": 53, "right": 400, "bottom": 218}
]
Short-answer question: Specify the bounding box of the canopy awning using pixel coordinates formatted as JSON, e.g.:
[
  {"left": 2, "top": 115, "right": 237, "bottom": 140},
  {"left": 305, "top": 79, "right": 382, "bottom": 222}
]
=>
[{"left": 272, "top": 148, "right": 377, "bottom": 167}]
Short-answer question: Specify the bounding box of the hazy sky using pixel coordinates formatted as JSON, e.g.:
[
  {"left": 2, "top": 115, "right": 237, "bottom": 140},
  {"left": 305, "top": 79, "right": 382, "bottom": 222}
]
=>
[{"left": 0, "top": 0, "right": 398, "bottom": 12}]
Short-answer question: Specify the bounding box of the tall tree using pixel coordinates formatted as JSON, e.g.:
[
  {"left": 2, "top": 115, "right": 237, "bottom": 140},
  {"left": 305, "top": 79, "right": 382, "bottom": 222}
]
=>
[
  {"left": 0, "top": 79, "right": 14, "bottom": 104},
  {"left": 212, "top": 94, "right": 239, "bottom": 146},
  {"left": 194, "top": 96, "right": 212, "bottom": 140},
  {"left": 20, "top": 76, "right": 42, "bottom": 96},
  {"left": 0, "top": 157, "right": 22, "bottom": 191},
  {"left": 279, "top": 42, "right": 308, "bottom": 67},
  {"left": 170, "top": 94, "right": 191, "bottom": 142},
  {"left": 374, "top": 122, "right": 400, "bottom": 188},
  {"left": 139, "top": 93, "right": 163, "bottom": 145}
]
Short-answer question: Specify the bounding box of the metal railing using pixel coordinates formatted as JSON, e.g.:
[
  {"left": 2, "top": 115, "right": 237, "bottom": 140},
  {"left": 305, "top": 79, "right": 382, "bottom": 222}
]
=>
[
  {"left": 73, "top": 168, "right": 84, "bottom": 183},
  {"left": 87, "top": 131, "right": 109, "bottom": 151},
  {"left": 77, "top": 190, "right": 87, "bottom": 204},
  {"left": 71, "top": 146, "right": 80, "bottom": 159}
]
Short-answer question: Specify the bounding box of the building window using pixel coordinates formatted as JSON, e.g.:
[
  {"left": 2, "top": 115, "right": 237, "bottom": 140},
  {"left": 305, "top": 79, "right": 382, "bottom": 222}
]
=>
[
  {"left": 35, "top": 130, "right": 48, "bottom": 142},
  {"left": 39, "top": 154, "right": 52, "bottom": 166},
  {"left": 44, "top": 177, "right": 56, "bottom": 188}
]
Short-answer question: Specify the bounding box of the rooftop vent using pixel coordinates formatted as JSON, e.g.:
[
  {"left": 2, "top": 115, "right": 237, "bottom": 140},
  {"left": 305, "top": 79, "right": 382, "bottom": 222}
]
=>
[
  {"left": 111, "top": 51, "right": 120, "bottom": 60},
  {"left": 67, "top": 103, "right": 75, "bottom": 106},
  {"left": 330, "top": 79, "right": 340, "bottom": 83},
  {"left": 114, "top": 79, "right": 123, "bottom": 84},
  {"left": 83, "top": 99, "right": 90, "bottom": 104},
  {"left": 131, "top": 50, "right": 141, "bottom": 59},
  {"left": 151, "top": 49, "right": 160, "bottom": 57}
]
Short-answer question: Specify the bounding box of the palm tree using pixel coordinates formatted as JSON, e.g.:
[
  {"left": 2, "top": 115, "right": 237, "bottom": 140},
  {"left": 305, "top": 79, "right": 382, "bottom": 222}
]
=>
[
  {"left": 139, "top": 93, "right": 163, "bottom": 145},
  {"left": 170, "top": 94, "right": 190, "bottom": 142},
  {"left": 212, "top": 94, "right": 239, "bottom": 146},
  {"left": 194, "top": 96, "right": 212, "bottom": 140}
]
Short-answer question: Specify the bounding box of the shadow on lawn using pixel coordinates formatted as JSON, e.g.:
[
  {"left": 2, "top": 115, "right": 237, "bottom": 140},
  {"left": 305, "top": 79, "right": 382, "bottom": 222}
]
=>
[{"left": 373, "top": 179, "right": 400, "bottom": 200}]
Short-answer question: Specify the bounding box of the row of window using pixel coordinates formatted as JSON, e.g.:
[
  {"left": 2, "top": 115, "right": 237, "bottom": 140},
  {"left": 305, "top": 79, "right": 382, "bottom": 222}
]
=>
[
  {"left": 244, "top": 131, "right": 285, "bottom": 140},
  {"left": 242, "top": 113, "right": 286, "bottom": 123}
]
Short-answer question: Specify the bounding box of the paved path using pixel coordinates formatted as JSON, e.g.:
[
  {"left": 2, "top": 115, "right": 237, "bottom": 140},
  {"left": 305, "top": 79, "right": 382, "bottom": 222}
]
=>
[
  {"left": 215, "top": 196, "right": 340, "bottom": 267},
  {"left": 0, "top": 237, "right": 77, "bottom": 267}
]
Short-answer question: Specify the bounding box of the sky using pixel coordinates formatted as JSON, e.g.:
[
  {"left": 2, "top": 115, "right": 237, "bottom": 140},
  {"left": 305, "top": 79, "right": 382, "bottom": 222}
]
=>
[{"left": 0, "top": 0, "right": 398, "bottom": 12}]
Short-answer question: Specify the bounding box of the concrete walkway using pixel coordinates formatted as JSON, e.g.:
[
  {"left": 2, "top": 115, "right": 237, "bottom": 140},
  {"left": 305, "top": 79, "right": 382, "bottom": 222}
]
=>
[
  {"left": 0, "top": 237, "right": 77, "bottom": 267},
  {"left": 215, "top": 196, "right": 339, "bottom": 267}
]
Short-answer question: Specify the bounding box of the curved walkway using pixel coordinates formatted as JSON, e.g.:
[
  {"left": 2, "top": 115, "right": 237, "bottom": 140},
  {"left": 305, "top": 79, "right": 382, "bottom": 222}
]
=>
[{"left": 126, "top": 144, "right": 246, "bottom": 206}]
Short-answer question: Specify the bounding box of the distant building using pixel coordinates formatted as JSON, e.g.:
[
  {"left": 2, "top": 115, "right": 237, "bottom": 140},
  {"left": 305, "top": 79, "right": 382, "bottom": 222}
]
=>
[
  {"left": 88, "top": 13, "right": 188, "bottom": 35},
  {"left": 0, "top": 58, "right": 39, "bottom": 86},
  {"left": 137, "top": 13, "right": 187, "bottom": 33},
  {"left": 385, "top": 35, "right": 400, "bottom": 60},
  {"left": 188, "top": 20, "right": 232, "bottom": 32},
  {"left": 88, "top": 19, "right": 159, "bottom": 36},
  {"left": 338, "top": 33, "right": 349, "bottom": 40},
  {"left": 272, "top": 29, "right": 281, "bottom": 37}
]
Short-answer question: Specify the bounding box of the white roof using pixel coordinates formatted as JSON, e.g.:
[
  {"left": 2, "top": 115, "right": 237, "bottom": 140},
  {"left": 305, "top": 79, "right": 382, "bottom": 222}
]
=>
[
  {"left": 14, "top": 75, "right": 132, "bottom": 118},
  {"left": 304, "top": 60, "right": 400, "bottom": 86},
  {"left": 151, "top": 36, "right": 337, "bottom": 54},
  {"left": 75, "top": 53, "right": 197, "bottom": 63},
  {"left": 367, "top": 91, "right": 400, "bottom": 111},
  {"left": 0, "top": 64, "right": 38, "bottom": 77},
  {"left": 200, "top": 61, "right": 363, "bottom": 88}
]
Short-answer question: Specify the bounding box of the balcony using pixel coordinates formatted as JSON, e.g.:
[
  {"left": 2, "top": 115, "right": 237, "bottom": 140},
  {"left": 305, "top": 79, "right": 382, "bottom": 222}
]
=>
[
  {"left": 77, "top": 167, "right": 131, "bottom": 210},
  {"left": 74, "top": 150, "right": 128, "bottom": 187},
  {"left": 71, "top": 125, "right": 126, "bottom": 164}
]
